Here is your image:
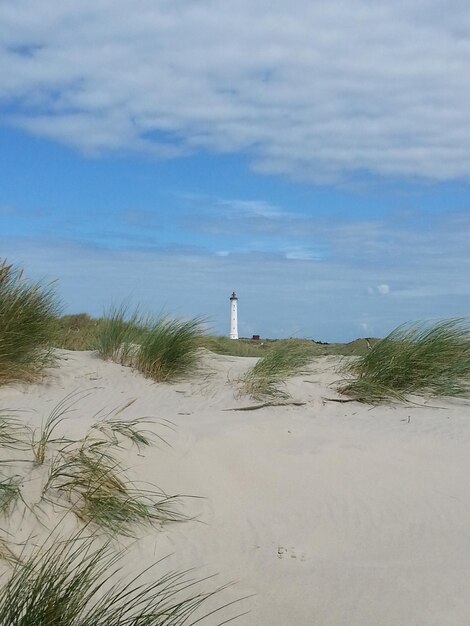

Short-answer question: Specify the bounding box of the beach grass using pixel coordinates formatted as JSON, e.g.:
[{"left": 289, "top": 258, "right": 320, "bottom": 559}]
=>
[
  {"left": 240, "top": 344, "right": 312, "bottom": 400},
  {"left": 31, "top": 393, "right": 83, "bottom": 465},
  {"left": 0, "top": 531, "right": 237, "bottom": 626},
  {"left": 339, "top": 318, "right": 470, "bottom": 403},
  {"left": 0, "top": 261, "right": 60, "bottom": 384},
  {"left": 90, "top": 415, "right": 157, "bottom": 451},
  {"left": 53, "top": 313, "right": 98, "bottom": 351},
  {"left": 0, "top": 476, "right": 22, "bottom": 515},
  {"left": 93, "top": 305, "right": 147, "bottom": 364},
  {"left": 44, "top": 438, "right": 182, "bottom": 536},
  {"left": 93, "top": 307, "right": 204, "bottom": 382},
  {"left": 136, "top": 317, "right": 204, "bottom": 382},
  {"left": 0, "top": 415, "right": 29, "bottom": 451},
  {"left": 0, "top": 392, "right": 245, "bottom": 623}
]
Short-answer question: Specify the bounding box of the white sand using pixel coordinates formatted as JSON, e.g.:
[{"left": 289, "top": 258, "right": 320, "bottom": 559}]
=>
[{"left": 2, "top": 349, "right": 470, "bottom": 625}]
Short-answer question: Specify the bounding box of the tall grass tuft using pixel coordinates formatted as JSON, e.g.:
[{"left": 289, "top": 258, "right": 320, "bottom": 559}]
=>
[
  {"left": 0, "top": 532, "right": 239, "bottom": 625},
  {"left": 240, "top": 345, "right": 312, "bottom": 400},
  {"left": 339, "top": 318, "right": 470, "bottom": 403},
  {"left": 31, "top": 392, "right": 83, "bottom": 465},
  {"left": 53, "top": 313, "right": 98, "bottom": 351},
  {"left": 0, "top": 261, "right": 60, "bottom": 384},
  {"left": 44, "top": 446, "right": 182, "bottom": 536},
  {"left": 136, "top": 317, "right": 204, "bottom": 382},
  {"left": 93, "top": 305, "right": 147, "bottom": 364}
]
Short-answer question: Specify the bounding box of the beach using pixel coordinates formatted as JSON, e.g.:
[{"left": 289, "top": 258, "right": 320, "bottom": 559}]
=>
[{"left": 2, "top": 348, "right": 470, "bottom": 625}]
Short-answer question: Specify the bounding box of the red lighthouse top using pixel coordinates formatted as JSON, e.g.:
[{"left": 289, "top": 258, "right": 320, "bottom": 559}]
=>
[{"left": 230, "top": 291, "right": 238, "bottom": 300}]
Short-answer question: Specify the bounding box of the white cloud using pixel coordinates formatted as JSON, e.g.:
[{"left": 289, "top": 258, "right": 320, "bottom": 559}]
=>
[
  {"left": 217, "top": 199, "right": 288, "bottom": 219},
  {"left": 377, "top": 284, "right": 390, "bottom": 295},
  {"left": 284, "top": 247, "right": 321, "bottom": 261},
  {"left": 2, "top": 1, "right": 470, "bottom": 181}
]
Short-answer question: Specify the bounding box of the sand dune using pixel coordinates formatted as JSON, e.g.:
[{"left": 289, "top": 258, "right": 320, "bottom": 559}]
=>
[{"left": 1, "top": 349, "right": 470, "bottom": 625}]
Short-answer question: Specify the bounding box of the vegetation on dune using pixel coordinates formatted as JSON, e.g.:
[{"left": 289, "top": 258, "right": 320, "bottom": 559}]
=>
[
  {"left": 200, "top": 335, "right": 379, "bottom": 358},
  {"left": 44, "top": 444, "right": 182, "bottom": 536},
  {"left": 92, "top": 306, "right": 204, "bottom": 382},
  {"left": 0, "top": 398, "right": 244, "bottom": 625},
  {"left": 90, "top": 414, "right": 157, "bottom": 451},
  {"left": 0, "top": 415, "right": 29, "bottom": 450},
  {"left": 137, "top": 317, "right": 204, "bottom": 382},
  {"left": 31, "top": 394, "right": 79, "bottom": 465},
  {"left": 53, "top": 313, "right": 98, "bottom": 351},
  {"left": 0, "top": 260, "right": 60, "bottom": 384},
  {"left": 240, "top": 344, "right": 312, "bottom": 400},
  {"left": 93, "top": 305, "right": 147, "bottom": 364},
  {"left": 0, "top": 396, "right": 182, "bottom": 537},
  {"left": 339, "top": 318, "right": 470, "bottom": 403},
  {"left": 0, "top": 477, "right": 22, "bottom": 515},
  {"left": 56, "top": 312, "right": 379, "bottom": 357},
  {"left": 198, "top": 335, "right": 269, "bottom": 357},
  {"left": 0, "top": 531, "right": 240, "bottom": 626}
]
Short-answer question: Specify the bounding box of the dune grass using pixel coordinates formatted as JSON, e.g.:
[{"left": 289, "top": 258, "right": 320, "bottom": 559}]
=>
[
  {"left": 0, "top": 261, "right": 60, "bottom": 384},
  {"left": 31, "top": 392, "right": 83, "bottom": 465},
  {"left": 53, "top": 313, "right": 98, "bottom": 351},
  {"left": 44, "top": 447, "right": 180, "bottom": 536},
  {"left": 93, "top": 305, "right": 147, "bottom": 364},
  {"left": 339, "top": 318, "right": 470, "bottom": 403},
  {"left": 137, "top": 317, "right": 204, "bottom": 382},
  {"left": 0, "top": 394, "right": 245, "bottom": 623},
  {"left": 41, "top": 413, "right": 182, "bottom": 536},
  {"left": 94, "top": 307, "right": 204, "bottom": 382},
  {"left": 0, "top": 477, "right": 22, "bottom": 515},
  {"left": 240, "top": 344, "right": 312, "bottom": 400},
  {"left": 94, "top": 306, "right": 206, "bottom": 382},
  {"left": 0, "top": 415, "right": 29, "bottom": 450},
  {"left": 0, "top": 531, "right": 241, "bottom": 626},
  {"left": 90, "top": 414, "right": 157, "bottom": 451}
]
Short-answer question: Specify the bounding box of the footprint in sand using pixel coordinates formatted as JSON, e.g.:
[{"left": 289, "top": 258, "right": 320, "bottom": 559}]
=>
[{"left": 277, "top": 545, "right": 306, "bottom": 561}]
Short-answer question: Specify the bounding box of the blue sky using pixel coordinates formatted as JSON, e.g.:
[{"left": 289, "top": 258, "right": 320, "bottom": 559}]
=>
[{"left": 1, "top": 1, "right": 470, "bottom": 341}]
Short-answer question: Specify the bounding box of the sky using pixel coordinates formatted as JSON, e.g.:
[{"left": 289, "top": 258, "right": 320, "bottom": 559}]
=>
[{"left": 1, "top": 1, "right": 470, "bottom": 341}]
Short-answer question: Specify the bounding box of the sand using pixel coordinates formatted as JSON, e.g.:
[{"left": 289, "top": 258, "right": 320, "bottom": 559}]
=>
[{"left": 1, "top": 349, "right": 470, "bottom": 625}]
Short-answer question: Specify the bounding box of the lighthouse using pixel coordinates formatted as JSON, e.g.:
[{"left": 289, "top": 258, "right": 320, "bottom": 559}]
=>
[{"left": 229, "top": 291, "right": 238, "bottom": 339}]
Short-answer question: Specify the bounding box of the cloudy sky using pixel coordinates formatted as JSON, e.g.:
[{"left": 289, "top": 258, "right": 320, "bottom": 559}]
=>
[{"left": 1, "top": 0, "right": 470, "bottom": 340}]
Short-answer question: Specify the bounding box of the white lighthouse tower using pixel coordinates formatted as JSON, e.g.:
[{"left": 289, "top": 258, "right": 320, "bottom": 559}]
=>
[{"left": 229, "top": 291, "right": 238, "bottom": 339}]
